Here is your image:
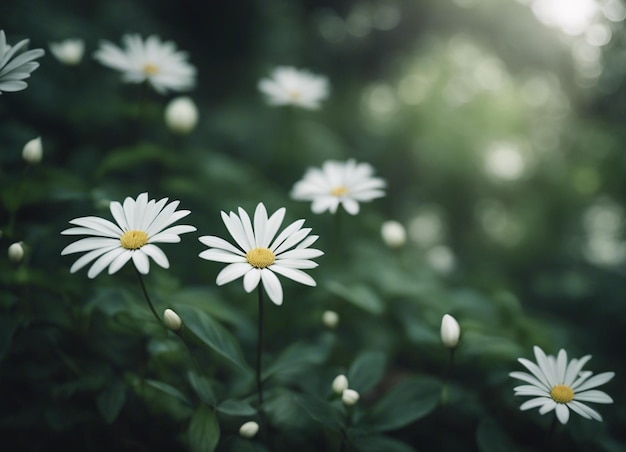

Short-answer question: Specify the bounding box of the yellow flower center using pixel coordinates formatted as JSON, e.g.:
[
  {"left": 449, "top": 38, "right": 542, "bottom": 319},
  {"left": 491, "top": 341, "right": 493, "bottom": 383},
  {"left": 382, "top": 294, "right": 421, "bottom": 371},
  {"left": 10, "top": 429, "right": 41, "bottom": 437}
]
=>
[
  {"left": 288, "top": 89, "right": 301, "bottom": 100},
  {"left": 246, "top": 247, "right": 275, "bottom": 268},
  {"left": 143, "top": 63, "right": 160, "bottom": 75},
  {"left": 120, "top": 230, "right": 149, "bottom": 250},
  {"left": 330, "top": 186, "right": 349, "bottom": 197},
  {"left": 550, "top": 384, "right": 574, "bottom": 404}
]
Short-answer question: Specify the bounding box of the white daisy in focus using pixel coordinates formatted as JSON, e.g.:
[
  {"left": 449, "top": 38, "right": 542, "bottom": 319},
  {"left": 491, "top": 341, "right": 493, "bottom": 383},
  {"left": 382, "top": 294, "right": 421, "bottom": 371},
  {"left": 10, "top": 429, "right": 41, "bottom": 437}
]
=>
[
  {"left": 61, "top": 193, "right": 196, "bottom": 278},
  {"left": 0, "top": 30, "right": 45, "bottom": 95},
  {"left": 94, "top": 34, "right": 196, "bottom": 94},
  {"left": 510, "top": 345, "right": 614, "bottom": 424},
  {"left": 50, "top": 39, "right": 85, "bottom": 65},
  {"left": 291, "top": 159, "right": 386, "bottom": 215},
  {"left": 258, "top": 66, "right": 329, "bottom": 110},
  {"left": 198, "top": 202, "right": 323, "bottom": 305}
]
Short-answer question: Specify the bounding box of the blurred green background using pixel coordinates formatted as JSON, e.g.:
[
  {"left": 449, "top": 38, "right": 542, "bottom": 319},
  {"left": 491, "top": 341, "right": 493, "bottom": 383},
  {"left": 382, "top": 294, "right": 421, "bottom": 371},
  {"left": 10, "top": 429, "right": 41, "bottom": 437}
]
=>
[{"left": 1, "top": 0, "right": 626, "bottom": 450}]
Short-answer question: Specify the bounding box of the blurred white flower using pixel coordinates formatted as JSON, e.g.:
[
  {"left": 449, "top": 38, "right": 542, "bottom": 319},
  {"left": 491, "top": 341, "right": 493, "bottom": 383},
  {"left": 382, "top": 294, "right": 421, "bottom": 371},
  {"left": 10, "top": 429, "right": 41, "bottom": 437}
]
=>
[
  {"left": 22, "top": 136, "right": 42, "bottom": 164},
  {"left": 440, "top": 314, "right": 460, "bottom": 348},
  {"left": 163, "top": 308, "right": 182, "bottom": 331},
  {"left": 322, "top": 310, "right": 339, "bottom": 328},
  {"left": 164, "top": 96, "right": 198, "bottom": 134},
  {"left": 61, "top": 192, "right": 196, "bottom": 278},
  {"left": 0, "top": 30, "right": 45, "bottom": 95},
  {"left": 258, "top": 66, "right": 329, "bottom": 110},
  {"left": 427, "top": 245, "right": 455, "bottom": 275},
  {"left": 198, "top": 203, "right": 323, "bottom": 306},
  {"left": 332, "top": 374, "right": 349, "bottom": 394},
  {"left": 8, "top": 242, "right": 24, "bottom": 263},
  {"left": 510, "top": 346, "right": 614, "bottom": 424},
  {"left": 239, "top": 421, "right": 259, "bottom": 438},
  {"left": 49, "top": 39, "right": 84, "bottom": 65},
  {"left": 381, "top": 220, "right": 406, "bottom": 248},
  {"left": 94, "top": 34, "right": 196, "bottom": 94},
  {"left": 342, "top": 388, "right": 360, "bottom": 406},
  {"left": 291, "top": 159, "right": 386, "bottom": 215}
]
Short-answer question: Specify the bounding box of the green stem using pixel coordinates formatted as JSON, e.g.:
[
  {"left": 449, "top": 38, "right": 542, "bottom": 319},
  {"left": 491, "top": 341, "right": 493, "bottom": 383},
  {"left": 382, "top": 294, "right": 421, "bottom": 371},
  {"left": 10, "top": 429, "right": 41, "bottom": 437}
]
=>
[
  {"left": 256, "top": 284, "right": 265, "bottom": 408},
  {"left": 441, "top": 347, "right": 456, "bottom": 404},
  {"left": 134, "top": 268, "right": 161, "bottom": 325},
  {"left": 544, "top": 415, "right": 558, "bottom": 451}
]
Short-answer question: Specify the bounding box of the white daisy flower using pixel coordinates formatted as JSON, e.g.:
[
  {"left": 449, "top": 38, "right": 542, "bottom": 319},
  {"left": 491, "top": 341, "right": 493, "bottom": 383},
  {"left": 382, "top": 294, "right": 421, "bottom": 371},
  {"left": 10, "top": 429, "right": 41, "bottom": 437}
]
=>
[
  {"left": 94, "top": 34, "right": 196, "bottom": 94},
  {"left": 258, "top": 66, "right": 329, "bottom": 110},
  {"left": 291, "top": 159, "right": 386, "bottom": 215},
  {"left": 510, "top": 345, "right": 614, "bottom": 424},
  {"left": 61, "top": 193, "right": 196, "bottom": 278},
  {"left": 0, "top": 30, "right": 45, "bottom": 95},
  {"left": 198, "top": 202, "right": 323, "bottom": 306}
]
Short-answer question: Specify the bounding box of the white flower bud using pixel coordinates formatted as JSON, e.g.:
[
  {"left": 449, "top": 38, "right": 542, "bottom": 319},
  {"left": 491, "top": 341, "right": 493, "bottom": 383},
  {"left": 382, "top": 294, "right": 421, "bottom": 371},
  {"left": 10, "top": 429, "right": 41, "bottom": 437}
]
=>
[
  {"left": 163, "top": 308, "right": 182, "bottom": 331},
  {"left": 49, "top": 39, "right": 85, "bottom": 65},
  {"left": 332, "top": 374, "right": 349, "bottom": 394},
  {"left": 440, "top": 314, "right": 460, "bottom": 348},
  {"left": 165, "top": 96, "right": 198, "bottom": 134},
  {"left": 239, "top": 421, "right": 259, "bottom": 439},
  {"left": 8, "top": 242, "right": 24, "bottom": 263},
  {"left": 322, "top": 310, "right": 339, "bottom": 328},
  {"left": 381, "top": 220, "right": 406, "bottom": 248},
  {"left": 22, "top": 137, "right": 42, "bottom": 164},
  {"left": 342, "top": 388, "right": 360, "bottom": 406}
]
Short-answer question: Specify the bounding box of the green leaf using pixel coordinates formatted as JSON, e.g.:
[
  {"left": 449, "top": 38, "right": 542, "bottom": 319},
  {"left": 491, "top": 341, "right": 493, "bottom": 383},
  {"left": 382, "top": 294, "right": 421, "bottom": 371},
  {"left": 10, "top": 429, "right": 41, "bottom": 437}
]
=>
[
  {"left": 263, "top": 339, "right": 332, "bottom": 380},
  {"left": 188, "top": 404, "right": 220, "bottom": 452},
  {"left": 348, "top": 350, "right": 386, "bottom": 394},
  {"left": 326, "top": 281, "right": 384, "bottom": 315},
  {"left": 292, "top": 393, "right": 344, "bottom": 432},
  {"left": 188, "top": 371, "right": 217, "bottom": 406},
  {"left": 177, "top": 305, "right": 252, "bottom": 376},
  {"left": 216, "top": 399, "right": 257, "bottom": 416},
  {"left": 368, "top": 375, "right": 441, "bottom": 432},
  {"left": 96, "top": 381, "right": 126, "bottom": 424},
  {"left": 350, "top": 434, "right": 416, "bottom": 452},
  {"left": 145, "top": 379, "right": 191, "bottom": 407}
]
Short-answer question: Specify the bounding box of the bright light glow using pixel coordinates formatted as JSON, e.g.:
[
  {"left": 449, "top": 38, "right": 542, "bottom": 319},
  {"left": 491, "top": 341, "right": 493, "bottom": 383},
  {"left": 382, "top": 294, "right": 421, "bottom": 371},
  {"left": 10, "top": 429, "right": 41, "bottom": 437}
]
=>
[
  {"left": 532, "top": 0, "right": 599, "bottom": 35},
  {"left": 484, "top": 143, "right": 525, "bottom": 180}
]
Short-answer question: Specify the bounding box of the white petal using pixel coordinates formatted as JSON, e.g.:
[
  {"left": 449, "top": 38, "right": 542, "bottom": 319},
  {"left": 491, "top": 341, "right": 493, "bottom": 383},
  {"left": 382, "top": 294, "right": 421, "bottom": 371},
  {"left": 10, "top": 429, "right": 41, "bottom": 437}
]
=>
[
  {"left": 568, "top": 400, "right": 603, "bottom": 421},
  {"left": 538, "top": 399, "right": 557, "bottom": 415},
  {"left": 65, "top": 216, "right": 123, "bottom": 237},
  {"left": 311, "top": 197, "right": 338, "bottom": 214},
  {"left": 574, "top": 390, "right": 613, "bottom": 404},
  {"left": 513, "top": 385, "right": 550, "bottom": 397},
  {"left": 199, "top": 249, "right": 246, "bottom": 263},
  {"left": 261, "top": 269, "right": 283, "bottom": 305},
  {"left": 341, "top": 198, "right": 360, "bottom": 215},
  {"left": 510, "top": 371, "right": 550, "bottom": 391},
  {"left": 276, "top": 248, "right": 324, "bottom": 260},
  {"left": 69, "top": 245, "right": 119, "bottom": 273},
  {"left": 141, "top": 244, "right": 170, "bottom": 268},
  {"left": 272, "top": 227, "right": 311, "bottom": 255},
  {"left": 534, "top": 346, "right": 557, "bottom": 387},
  {"left": 555, "top": 404, "right": 570, "bottom": 424},
  {"left": 110, "top": 201, "right": 128, "bottom": 231},
  {"left": 132, "top": 250, "right": 150, "bottom": 274},
  {"left": 555, "top": 349, "right": 568, "bottom": 383},
  {"left": 243, "top": 268, "right": 262, "bottom": 293},
  {"left": 519, "top": 397, "right": 552, "bottom": 412},
  {"left": 269, "top": 219, "right": 305, "bottom": 252},
  {"left": 149, "top": 233, "right": 182, "bottom": 243},
  {"left": 262, "top": 207, "right": 286, "bottom": 248},
  {"left": 156, "top": 224, "right": 196, "bottom": 237},
  {"left": 222, "top": 211, "right": 251, "bottom": 251},
  {"left": 61, "top": 237, "right": 120, "bottom": 255},
  {"left": 518, "top": 357, "right": 552, "bottom": 390},
  {"left": 238, "top": 207, "right": 257, "bottom": 251},
  {"left": 108, "top": 250, "right": 133, "bottom": 274},
  {"left": 87, "top": 248, "right": 127, "bottom": 278},
  {"left": 270, "top": 265, "right": 316, "bottom": 286},
  {"left": 253, "top": 203, "right": 268, "bottom": 248},
  {"left": 273, "top": 258, "right": 319, "bottom": 269},
  {"left": 564, "top": 355, "right": 592, "bottom": 386},
  {"left": 216, "top": 262, "right": 252, "bottom": 286},
  {"left": 198, "top": 235, "right": 245, "bottom": 255},
  {"left": 567, "top": 401, "right": 593, "bottom": 419},
  {"left": 571, "top": 372, "right": 615, "bottom": 393},
  {"left": 123, "top": 196, "right": 136, "bottom": 229}
]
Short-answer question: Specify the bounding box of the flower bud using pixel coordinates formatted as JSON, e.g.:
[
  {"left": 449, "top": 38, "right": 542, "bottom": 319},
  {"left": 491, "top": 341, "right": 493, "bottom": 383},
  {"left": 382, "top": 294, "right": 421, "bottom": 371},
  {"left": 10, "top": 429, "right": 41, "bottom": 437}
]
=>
[
  {"left": 8, "top": 242, "right": 24, "bottom": 263},
  {"left": 165, "top": 96, "right": 198, "bottom": 134},
  {"left": 440, "top": 314, "right": 460, "bottom": 348},
  {"left": 342, "top": 388, "right": 360, "bottom": 406},
  {"left": 322, "top": 310, "right": 339, "bottom": 328},
  {"left": 163, "top": 308, "right": 182, "bottom": 331},
  {"left": 332, "top": 374, "right": 349, "bottom": 394},
  {"left": 22, "top": 137, "right": 42, "bottom": 164},
  {"left": 239, "top": 421, "right": 259, "bottom": 438},
  {"left": 381, "top": 220, "right": 407, "bottom": 248},
  {"left": 49, "top": 39, "right": 85, "bottom": 65}
]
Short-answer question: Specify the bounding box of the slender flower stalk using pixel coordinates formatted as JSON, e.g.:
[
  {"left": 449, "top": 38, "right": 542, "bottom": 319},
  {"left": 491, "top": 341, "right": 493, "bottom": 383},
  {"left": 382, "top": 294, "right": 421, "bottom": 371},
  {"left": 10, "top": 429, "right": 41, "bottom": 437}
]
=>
[{"left": 256, "top": 285, "right": 265, "bottom": 407}]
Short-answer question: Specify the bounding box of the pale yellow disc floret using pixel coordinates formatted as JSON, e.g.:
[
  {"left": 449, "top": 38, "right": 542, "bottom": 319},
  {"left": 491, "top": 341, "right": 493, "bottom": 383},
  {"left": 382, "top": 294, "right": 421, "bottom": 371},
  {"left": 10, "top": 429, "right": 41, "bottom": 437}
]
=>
[
  {"left": 120, "top": 230, "right": 149, "bottom": 250},
  {"left": 143, "top": 63, "right": 160, "bottom": 75},
  {"left": 246, "top": 247, "right": 275, "bottom": 268},
  {"left": 330, "top": 186, "right": 348, "bottom": 197},
  {"left": 550, "top": 384, "right": 574, "bottom": 404}
]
